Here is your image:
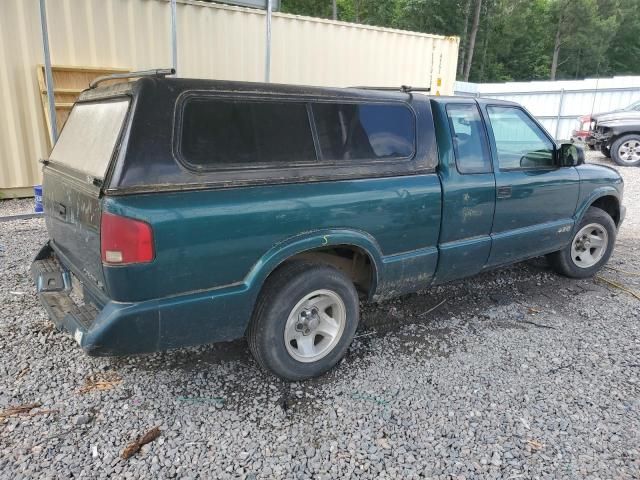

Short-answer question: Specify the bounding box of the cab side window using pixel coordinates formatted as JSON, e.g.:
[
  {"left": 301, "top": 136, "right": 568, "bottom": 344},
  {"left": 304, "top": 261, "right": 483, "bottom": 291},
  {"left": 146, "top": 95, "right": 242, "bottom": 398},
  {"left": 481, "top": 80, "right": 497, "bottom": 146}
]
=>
[
  {"left": 487, "top": 106, "right": 554, "bottom": 170},
  {"left": 445, "top": 103, "right": 492, "bottom": 174}
]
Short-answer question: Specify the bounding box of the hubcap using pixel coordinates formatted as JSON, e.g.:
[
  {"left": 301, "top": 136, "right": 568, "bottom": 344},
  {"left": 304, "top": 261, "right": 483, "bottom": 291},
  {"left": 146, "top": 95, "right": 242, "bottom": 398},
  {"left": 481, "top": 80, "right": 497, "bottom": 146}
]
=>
[
  {"left": 618, "top": 140, "right": 640, "bottom": 164},
  {"left": 570, "top": 223, "right": 608, "bottom": 268},
  {"left": 284, "top": 289, "right": 346, "bottom": 363}
]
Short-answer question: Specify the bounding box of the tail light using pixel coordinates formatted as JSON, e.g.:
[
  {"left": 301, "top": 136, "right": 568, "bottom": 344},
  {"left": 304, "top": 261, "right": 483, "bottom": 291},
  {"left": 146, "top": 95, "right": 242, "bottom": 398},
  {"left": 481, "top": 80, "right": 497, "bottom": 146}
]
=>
[{"left": 101, "top": 212, "right": 154, "bottom": 265}]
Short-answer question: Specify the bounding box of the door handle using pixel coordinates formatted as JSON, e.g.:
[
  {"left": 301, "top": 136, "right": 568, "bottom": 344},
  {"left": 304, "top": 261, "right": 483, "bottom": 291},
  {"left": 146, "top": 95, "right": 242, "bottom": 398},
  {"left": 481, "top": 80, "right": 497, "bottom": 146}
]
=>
[
  {"left": 497, "top": 186, "right": 512, "bottom": 199},
  {"left": 55, "top": 202, "right": 66, "bottom": 217}
]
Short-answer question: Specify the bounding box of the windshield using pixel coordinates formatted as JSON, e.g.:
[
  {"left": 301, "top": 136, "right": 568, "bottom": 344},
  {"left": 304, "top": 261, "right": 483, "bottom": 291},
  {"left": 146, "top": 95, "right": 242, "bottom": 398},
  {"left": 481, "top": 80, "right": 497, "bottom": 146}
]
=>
[
  {"left": 623, "top": 100, "right": 640, "bottom": 112},
  {"left": 49, "top": 99, "right": 130, "bottom": 179}
]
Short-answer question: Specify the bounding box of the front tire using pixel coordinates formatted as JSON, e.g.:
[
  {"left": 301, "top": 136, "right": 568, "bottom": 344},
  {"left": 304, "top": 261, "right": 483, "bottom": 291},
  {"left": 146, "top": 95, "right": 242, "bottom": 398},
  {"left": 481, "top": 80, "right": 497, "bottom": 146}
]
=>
[
  {"left": 600, "top": 145, "right": 611, "bottom": 158},
  {"left": 247, "top": 261, "right": 359, "bottom": 380},
  {"left": 547, "top": 206, "right": 616, "bottom": 278},
  {"left": 611, "top": 134, "right": 640, "bottom": 166}
]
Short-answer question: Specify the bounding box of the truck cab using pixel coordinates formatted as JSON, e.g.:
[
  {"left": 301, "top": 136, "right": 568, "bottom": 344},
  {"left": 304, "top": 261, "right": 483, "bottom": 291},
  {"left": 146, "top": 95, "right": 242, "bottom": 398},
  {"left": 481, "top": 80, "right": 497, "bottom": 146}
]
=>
[{"left": 32, "top": 74, "right": 624, "bottom": 380}]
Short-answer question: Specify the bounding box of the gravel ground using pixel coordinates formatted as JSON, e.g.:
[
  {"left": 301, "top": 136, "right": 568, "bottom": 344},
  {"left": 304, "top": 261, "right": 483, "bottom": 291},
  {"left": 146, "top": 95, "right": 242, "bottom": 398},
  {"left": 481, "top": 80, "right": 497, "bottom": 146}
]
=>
[
  {"left": 0, "top": 198, "right": 36, "bottom": 217},
  {"left": 1, "top": 151, "right": 639, "bottom": 479}
]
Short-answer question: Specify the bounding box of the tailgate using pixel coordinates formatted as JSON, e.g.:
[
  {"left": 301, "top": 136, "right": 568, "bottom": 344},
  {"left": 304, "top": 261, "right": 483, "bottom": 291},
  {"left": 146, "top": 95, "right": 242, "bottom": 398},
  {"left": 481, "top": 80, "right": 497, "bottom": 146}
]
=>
[
  {"left": 43, "top": 98, "right": 131, "bottom": 291},
  {"left": 44, "top": 169, "right": 105, "bottom": 289}
]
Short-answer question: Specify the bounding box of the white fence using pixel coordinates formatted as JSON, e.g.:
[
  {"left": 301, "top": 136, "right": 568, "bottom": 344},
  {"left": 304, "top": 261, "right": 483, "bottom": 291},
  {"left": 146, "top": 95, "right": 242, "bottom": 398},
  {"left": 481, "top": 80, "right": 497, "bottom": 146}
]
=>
[{"left": 455, "top": 77, "right": 640, "bottom": 141}]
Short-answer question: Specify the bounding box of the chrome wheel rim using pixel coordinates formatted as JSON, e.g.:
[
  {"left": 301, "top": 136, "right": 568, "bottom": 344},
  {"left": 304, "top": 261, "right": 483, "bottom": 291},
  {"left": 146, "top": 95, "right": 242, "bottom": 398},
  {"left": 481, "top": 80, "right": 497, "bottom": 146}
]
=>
[
  {"left": 618, "top": 140, "right": 640, "bottom": 164},
  {"left": 571, "top": 223, "right": 608, "bottom": 268},
  {"left": 284, "top": 289, "right": 346, "bottom": 363}
]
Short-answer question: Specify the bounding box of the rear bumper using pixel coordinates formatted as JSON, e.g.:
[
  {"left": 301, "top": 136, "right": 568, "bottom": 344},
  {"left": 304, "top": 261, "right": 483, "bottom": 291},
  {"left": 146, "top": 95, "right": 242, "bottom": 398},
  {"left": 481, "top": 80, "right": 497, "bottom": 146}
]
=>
[{"left": 31, "top": 243, "right": 252, "bottom": 356}]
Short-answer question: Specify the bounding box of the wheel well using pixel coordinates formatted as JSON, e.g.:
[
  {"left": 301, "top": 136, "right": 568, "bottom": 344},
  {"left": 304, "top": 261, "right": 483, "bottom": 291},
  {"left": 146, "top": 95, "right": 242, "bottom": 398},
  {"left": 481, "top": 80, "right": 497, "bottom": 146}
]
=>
[
  {"left": 591, "top": 195, "right": 620, "bottom": 226},
  {"left": 283, "top": 245, "right": 375, "bottom": 298},
  {"left": 610, "top": 132, "right": 640, "bottom": 148}
]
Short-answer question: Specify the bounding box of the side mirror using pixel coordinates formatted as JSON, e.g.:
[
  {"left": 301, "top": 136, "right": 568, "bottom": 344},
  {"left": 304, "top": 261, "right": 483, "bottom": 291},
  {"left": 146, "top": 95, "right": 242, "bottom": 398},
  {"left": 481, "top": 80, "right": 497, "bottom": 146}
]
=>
[{"left": 559, "top": 143, "right": 585, "bottom": 167}]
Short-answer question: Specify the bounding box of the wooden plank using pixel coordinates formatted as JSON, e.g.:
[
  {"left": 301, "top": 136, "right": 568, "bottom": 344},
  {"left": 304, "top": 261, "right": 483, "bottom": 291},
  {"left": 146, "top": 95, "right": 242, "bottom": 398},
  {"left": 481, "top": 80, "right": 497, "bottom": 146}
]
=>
[
  {"left": 55, "top": 110, "right": 71, "bottom": 131},
  {"left": 37, "top": 66, "right": 54, "bottom": 149},
  {"left": 40, "top": 88, "right": 84, "bottom": 94},
  {"left": 37, "top": 64, "right": 130, "bottom": 147}
]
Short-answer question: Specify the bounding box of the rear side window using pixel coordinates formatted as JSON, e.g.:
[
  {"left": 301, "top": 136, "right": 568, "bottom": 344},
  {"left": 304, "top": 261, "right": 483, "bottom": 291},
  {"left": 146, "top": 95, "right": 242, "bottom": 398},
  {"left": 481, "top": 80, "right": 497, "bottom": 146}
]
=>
[
  {"left": 312, "top": 103, "right": 414, "bottom": 161},
  {"left": 446, "top": 104, "right": 492, "bottom": 174},
  {"left": 49, "top": 99, "right": 130, "bottom": 179},
  {"left": 179, "top": 98, "right": 317, "bottom": 168}
]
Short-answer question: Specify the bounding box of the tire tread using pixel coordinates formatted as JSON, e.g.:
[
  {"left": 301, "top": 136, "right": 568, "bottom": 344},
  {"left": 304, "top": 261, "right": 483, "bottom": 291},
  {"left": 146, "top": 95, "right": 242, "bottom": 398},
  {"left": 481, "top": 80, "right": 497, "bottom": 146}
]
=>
[
  {"left": 247, "top": 260, "right": 358, "bottom": 380},
  {"left": 611, "top": 134, "right": 640, "bottom": 166},
  {"left": 547, "top": 206, "right": 616, "bottom": 278}
]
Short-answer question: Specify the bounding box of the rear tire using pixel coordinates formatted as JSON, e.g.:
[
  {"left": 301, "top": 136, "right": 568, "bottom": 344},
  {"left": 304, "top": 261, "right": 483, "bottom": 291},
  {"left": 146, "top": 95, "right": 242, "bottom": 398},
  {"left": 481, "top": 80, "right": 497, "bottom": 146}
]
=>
[
  {"left": 547, "top": 206, "right": 616, "bottom": 278},
  {"left": 247, "top": 261, "right": 359, "bottom": 380},
  {"left": 611, "top": 134, "right": 640, "bottom": 166}
]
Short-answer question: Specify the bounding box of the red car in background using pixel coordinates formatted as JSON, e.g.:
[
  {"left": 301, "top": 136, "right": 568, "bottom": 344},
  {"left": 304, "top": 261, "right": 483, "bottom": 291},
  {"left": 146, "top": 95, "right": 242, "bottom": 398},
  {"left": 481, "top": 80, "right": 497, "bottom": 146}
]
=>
[
  {"left": 572, "top": 114, "right": 595, "bottom": 148},
  {"left": 572, "top": 100, "right": 640, "bottom": 155}
]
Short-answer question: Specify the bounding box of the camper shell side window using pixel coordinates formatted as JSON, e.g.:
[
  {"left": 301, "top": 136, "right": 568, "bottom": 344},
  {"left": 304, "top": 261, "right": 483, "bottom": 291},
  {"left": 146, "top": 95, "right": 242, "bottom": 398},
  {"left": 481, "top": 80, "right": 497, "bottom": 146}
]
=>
[{"left": 175, "top": 94, "right": 417, "bottom": 173}]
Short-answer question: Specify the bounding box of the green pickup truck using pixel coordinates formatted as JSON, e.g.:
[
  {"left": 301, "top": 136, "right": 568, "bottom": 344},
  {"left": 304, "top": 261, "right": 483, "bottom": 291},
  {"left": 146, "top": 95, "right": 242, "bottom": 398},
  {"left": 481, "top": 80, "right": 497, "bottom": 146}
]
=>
[{"left": 32, "top": 73, "right": 625, "bottom": 380}]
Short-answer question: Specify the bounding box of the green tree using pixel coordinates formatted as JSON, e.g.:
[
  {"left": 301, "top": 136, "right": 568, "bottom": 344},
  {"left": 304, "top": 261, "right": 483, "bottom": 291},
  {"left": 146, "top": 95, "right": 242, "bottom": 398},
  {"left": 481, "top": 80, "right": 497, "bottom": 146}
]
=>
[
  {"left": 548, "top": 0, "right": 617, "bottom": 80},
  {"left": 600, "top": 0, "right": 639, "bottom": 76},
  {"left": 472, "top": 0, "right": 553, "bottom": 82},
  {"left": 280, "top": 0, "right": 336, "bottom": 18},
  {"left": 280, "top": 0, "right": 640, "bottom": 82}
]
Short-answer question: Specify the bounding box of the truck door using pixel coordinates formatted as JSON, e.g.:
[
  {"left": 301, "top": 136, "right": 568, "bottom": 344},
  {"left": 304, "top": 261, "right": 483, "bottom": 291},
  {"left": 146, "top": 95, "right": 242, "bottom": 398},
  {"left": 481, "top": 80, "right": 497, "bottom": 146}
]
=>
[
  {"left": 432, "top": 99, "right": 496, "bottom": 284},
  {"left": 481, "top": 104, "right": 580, "bottom": 267}
]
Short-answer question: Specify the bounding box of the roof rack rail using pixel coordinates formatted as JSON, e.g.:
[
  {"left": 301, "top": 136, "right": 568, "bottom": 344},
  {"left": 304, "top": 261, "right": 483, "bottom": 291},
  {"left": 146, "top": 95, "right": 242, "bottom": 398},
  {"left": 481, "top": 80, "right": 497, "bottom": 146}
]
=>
[
  {"left": 89, "top": 68, "right": 176, "bottom": 89},
  {"left": 349, "top": 85, "right": 431, "bottom": 93}
]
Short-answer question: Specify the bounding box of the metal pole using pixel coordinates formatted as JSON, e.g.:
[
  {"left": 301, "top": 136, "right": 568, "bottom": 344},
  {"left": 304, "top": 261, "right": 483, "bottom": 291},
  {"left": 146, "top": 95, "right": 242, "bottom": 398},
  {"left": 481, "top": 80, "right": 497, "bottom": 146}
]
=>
[
  {"left": 39, "top": 0, "right": 57, "bottom": 142},
  {"left": 555, "top": 88, "right": 565, "bottom": 139},
  {"left": 265, "top": 0, "right": 272, "bottom": 82},
  {"left": 171, "top": 0, "right": 178, "bottom": 75}
]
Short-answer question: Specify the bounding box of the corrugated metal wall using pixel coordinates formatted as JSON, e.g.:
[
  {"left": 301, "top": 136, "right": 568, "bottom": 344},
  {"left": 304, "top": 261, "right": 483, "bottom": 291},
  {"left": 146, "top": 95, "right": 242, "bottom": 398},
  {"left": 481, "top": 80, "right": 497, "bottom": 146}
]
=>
[
  {"left": 0, "top": 0, "right": 459, "bottom": 195},
  {"left": 455, "top": 77, "right": 640, "bottom": 141},
  {"left": 0, "top": 0, "right": 45, "bottom": 196}
]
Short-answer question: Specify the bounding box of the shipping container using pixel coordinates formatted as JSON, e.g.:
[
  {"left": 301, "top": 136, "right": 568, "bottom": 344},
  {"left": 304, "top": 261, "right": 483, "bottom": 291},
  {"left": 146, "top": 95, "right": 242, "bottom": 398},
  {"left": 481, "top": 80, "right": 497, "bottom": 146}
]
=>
[{"left": 0, "top": 0, "right": 458, "bottom": 196}]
